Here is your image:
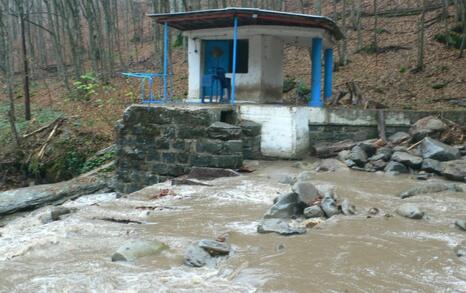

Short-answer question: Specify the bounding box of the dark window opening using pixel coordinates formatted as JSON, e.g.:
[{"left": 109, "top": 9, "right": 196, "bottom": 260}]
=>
[{"left": 228, "top": 39, "right": 249, "bottom": 74}]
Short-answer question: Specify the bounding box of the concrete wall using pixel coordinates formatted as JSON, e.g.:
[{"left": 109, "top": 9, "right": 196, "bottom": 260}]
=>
[{"left": 238, "top": 104, "right": 310, "bottom": 159}]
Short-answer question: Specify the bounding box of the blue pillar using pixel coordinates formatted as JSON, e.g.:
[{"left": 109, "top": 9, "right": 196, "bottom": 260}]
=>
[
  {"left": 309, "top": 37, "right": 323, "bottom": 107},
  {"left": 324, "top": 48, "right": 334, "bottom": 101},
  {"left": 163, "top": 22, "right": 169, "bottom": 100},
  {"left": 231, "top": 16, "right": 238, "bottom": 105}
]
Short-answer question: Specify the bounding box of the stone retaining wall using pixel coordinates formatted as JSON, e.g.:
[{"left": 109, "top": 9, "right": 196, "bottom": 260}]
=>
[
  {"left": 308, "top": 108, "right": 466, "bottom": 144},
  {"left": 115, "top": 105, "right": 261, "bottom": 193}
]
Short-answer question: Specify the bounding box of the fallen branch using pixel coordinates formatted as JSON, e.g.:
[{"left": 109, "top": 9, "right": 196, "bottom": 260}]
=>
[
  {"left": 22, "top": 116, "right": 63, "bottom": 139},
  {"left": 95, "top": 217, "right": 143, "bottom": 224},
  {"left": 407, "top": 139, "right": 424, "bottom": 151},
  {"left": 38, "top": 123, "right": 60, "bottom": 160}
]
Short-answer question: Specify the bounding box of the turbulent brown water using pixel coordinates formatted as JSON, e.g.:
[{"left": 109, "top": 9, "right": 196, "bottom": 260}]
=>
[{"left": 0, "top": 161, "right": 465, "bottom": 292}]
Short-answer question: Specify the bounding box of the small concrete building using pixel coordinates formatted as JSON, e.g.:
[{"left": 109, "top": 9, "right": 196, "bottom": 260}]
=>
[{"left": 150, "top": 8, "right": 343, "bottom": 106}]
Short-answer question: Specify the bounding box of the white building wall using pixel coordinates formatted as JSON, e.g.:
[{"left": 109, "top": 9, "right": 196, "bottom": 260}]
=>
[{"left": 238, "top": 104, "right": 310, "bottom": 159}]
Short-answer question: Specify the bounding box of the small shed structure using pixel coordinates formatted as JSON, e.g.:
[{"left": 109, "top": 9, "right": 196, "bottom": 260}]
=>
[{"left": 150, "top": 8, "right": 343, "bottom": 107}]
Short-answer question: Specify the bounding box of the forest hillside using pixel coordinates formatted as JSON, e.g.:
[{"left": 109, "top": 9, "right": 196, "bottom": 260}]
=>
[{"left": 0, "top": 0, "right": 465, "bottom": 188}]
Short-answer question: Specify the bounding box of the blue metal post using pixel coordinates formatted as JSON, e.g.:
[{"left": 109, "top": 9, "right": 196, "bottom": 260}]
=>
[
  {"left": 163, "top": 22, "right": 169, "bottom": 100},
  {"left": 309, "top": 37, "right": 323, "bottom": 107},
  {"left": 324, "top": 48, "right": 334, "bottom": 101},
  {"left": 231, "top": 16, "right": 238, "bottom": 105}
]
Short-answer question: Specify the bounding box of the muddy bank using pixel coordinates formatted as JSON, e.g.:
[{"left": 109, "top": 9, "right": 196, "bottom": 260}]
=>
[{"left": 0, "top": 160, "right": 465, "bottom": 292}]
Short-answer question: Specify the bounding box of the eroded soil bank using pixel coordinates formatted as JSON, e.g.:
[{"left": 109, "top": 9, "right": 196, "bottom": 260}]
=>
[{"left": 0, "top": 160, "right": 465, "bottom": 292}]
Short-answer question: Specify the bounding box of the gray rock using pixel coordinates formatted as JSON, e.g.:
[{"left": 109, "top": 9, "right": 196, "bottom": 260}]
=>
[
  {"left": 303, "top": 205, "right": 324, "bottom": 218},
  {"left": 257, "top": 218, "right": 306, "bottom": 236},
  {"left": 442, "top": 160, "right": 466, "bottom": 182},
  {"left": 399, "top": 183, "right": 463, "bottom": 199},
  {"left": 384, "top": 161, "right": 409, "bottom": 174},
  {"left": 356, "top": 139, "right": 377, "bottom": 157},
  {"left": 409, "top": 116, "right": 448, "bottom": 142},
  {"left": 320, "top": 195, "right": 339, "bottom": 218},
  {"left": 292, "top": 181, "right": 320, "bottom": 204},
  {"left": 455, "top": 220, "right": 466, "bottom": 231},
  {"left": 278, "top": 175, "right": 295, "bottom": 185},
  {"left": 371, "top": 159, "right": 388, "bottom": 171},
  {"left": 239, "top": 120, "right": 261, "bottom": 137},
  {"left": 421, "top": 159, "right": 443, "bottom": 174},
  {"left": 348, "top": 146, "right": 368, "bottom": 167},
  {"left": 376, "top": 147, "right": 393, "bottom": 161},
  {"left": 420, "top": 137, "right": 461, "bottom": 161},
  {"left": 415, "top": 173, "right": 431, "bottom": 180},
  {"left": 454, "top": 241, "right": 466, "bottom": 257},
  {"left": 314, "top": 159, "right": 349, "bottom": 172},
  {"left": 344, "top": 159, "right": 357, "bottom": 168},
  {"left": 369, "top": 153, "right": 386, "bottom": 162},
  {"left": 111, "top": 240, "right": 168, "bottom": 262},
  {"left": 341, "top": 199, "right": 356, "bottom": 215},
  {"left": 51, "top": 206, "right": 73, "bottom": 221},
  {"left": 184, "top": 244, "right": 215, "bottom": 267},
  {"left": 296, "top": 171, "right": 313, "bottom": 182},
  {"left": 264, "top": 193, "right": 305, "bottom": 219},
  {"left": 389, "top": 132, "right": 411, "bottom": 145},
  {"left": 338, "top": 150, "right": 351, "bottom": 162},
  {"left": 391, "top": 152, "right": 423, "bottom": 169},
  {"left": 396, "top": 203, "right": 424, "bottom": 219},
  {"left": 207, "top": 122, "right": 242, "bottom": 140},
  {"left": 0, "top": 177, "right": 107, "bottom": 217},
  {"left": 364, "top": 163, "right": 377, "bottom": 172},
  {"left": 198, "top": 239, "right": 231, "bottom": 256}
]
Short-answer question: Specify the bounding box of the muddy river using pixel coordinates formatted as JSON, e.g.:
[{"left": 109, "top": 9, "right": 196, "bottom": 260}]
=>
[{"left": 0, "top": 161, "right": 465, "bottom": 292}]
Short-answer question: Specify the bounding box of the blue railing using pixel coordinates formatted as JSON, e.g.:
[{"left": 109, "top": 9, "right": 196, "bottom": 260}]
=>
[{"left": 122, "top": 72, "right": 173, "bottom": 104}]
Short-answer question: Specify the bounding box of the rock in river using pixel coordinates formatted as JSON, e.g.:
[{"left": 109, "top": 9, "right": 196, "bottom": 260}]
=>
[
  {"left": 454, "top": 241, "right": 466, "bottom": 257},
  {"left": 257, "top": 218, "right": 306, "bottom": 236},
  {"left": 292, "top": 181, "right": 320, "bottom": 204},
  {"left": 384, "top": 161, "right": 409, "bottom": 174},
  {"left": 455, "top": 220, "right": 466, "bottom": 231},
  {"left": 420, "top": 159, "right": 443, "bottom": 174},
  {"left": 396, "top": 203, "right": 424, "bottom": 219},
  {"left": 441, "top": 160, "right": 466, "bottom": 182},
  {"left": 111, "top": 240, "right": 168, "bottom": 262},
  {"left": 265, "top": 193, "right": 305, "bottom": 219},
  {"left": 303, "top": 205, "right": 324, "bottom": 218},
  {"left": 391, "top": 152, "right": 423, "bottom": 169},
  {"left": 198, "top": 239, "right": 231, "bottom": 256},
  {"left": 399, "top": 183, "right": 463, "bottom": 199},
  {"left": 184, "top": 244, "right": 215, "bottom": 267},
  {"left": 320, "top": 195, "right": 339, "bottom": 218},
  {"left": 348, "top": 146, "right": 368, "bottom": 167},
  {"left": 420, "top": 137, "right": 461, "bottom": 161},
  {"left": 296, "top": 171, "right": 313, "bottom": 183},
  {"left": 341, "top": 199, "right": 356, "bottom": 215}
]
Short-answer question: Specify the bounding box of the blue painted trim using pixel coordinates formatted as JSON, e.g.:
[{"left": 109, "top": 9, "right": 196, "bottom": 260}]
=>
[
  {"left": 310, "top": 37, "right": 323, "bottom": 107},
  {"left": 324, "top": 48, "right": 333, "bottom": 101},
  {"left": 163, "top": 22, "right": 169, "bottom": 100},
  {"left": 231, "top": 16, "right": 238, "bottom": 105}
]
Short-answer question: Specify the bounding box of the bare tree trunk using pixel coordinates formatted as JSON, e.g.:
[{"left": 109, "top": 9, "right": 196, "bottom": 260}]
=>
[
  {"left": 459, "top": 0, "right": 466, "bottom": 58},
  {"left": 339, "top": 0, "right": 348, "bottom": 65},
  {"left": 18, "top": 0, "right": 31, "bottom": 120},
  {"left": 416, "top": 0, "right": 427, "bottom": 71}
]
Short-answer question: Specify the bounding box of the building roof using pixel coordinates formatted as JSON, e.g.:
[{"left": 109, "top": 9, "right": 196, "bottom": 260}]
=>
[{"left": 148, "top": 8, "right": 344, "bottom": 40}]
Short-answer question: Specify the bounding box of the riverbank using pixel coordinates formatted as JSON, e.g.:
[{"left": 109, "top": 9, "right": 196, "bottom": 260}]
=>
[{"left": 0, "top": 160, "right": 464, "bottom": 292}]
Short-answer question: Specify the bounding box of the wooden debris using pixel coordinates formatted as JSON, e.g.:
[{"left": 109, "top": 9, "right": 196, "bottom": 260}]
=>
[
  {"left": 22, "top": 116, "right": 64, "bottom": 139},
  {"left": 96, "top": 217, "right": 142, "bottom": 224}
]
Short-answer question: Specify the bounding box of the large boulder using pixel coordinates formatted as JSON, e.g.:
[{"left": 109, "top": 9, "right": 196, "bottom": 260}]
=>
[
  {"left": 265, "top": 193, "right": 306, "bottom": 219},
  {"left": 442, "top": 160, "right": 466, "bottom": 182},
  {"left": 356, "top": 140, "right": 377, "bottom": 157},
  {"left": 420, "top": 137, "right": 461, "bottom": 161},
  {"left": 111, "top": 240, "right": 168, "bottom": 262},
  {"left": 384, "top": 161, "right": 409, "bottom": 173},
  {"left": 303, "top": 205, "right": 324, "bottom": 218},
  {"left": 388, "top": 132, "right": 411, "bottom": 145},
  {"left": 391, "top": 151, "right": 423, "bottom": 169},
  {"left": 409, "top": 116, "right": 447, "bottom": 141},
  {"left": 348, "top": 146, "right": 368, "bottom": 167},
  {"left": 376, "top": 147, "right": 393, "bottom": 161},
  {"left": 292, "top": 181, "right": 320, "bottom": 204},
  {"left": 198, "top": 239, "right": 231, "bottom": 256},
  {"left": 184, "top": 244, "right": 215, "bottom": 267},
  {"left": 421, "top": 158, "right": 443, "bottom": 174},
  {"left": 396, "top": 203, "right": 424, "bottom": 219},
  {"left": 320, "top": 195, "right": 339, "bottom": 218},
  {"left": 257, "top": 218, "right": 306, "bottom": 236}
]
